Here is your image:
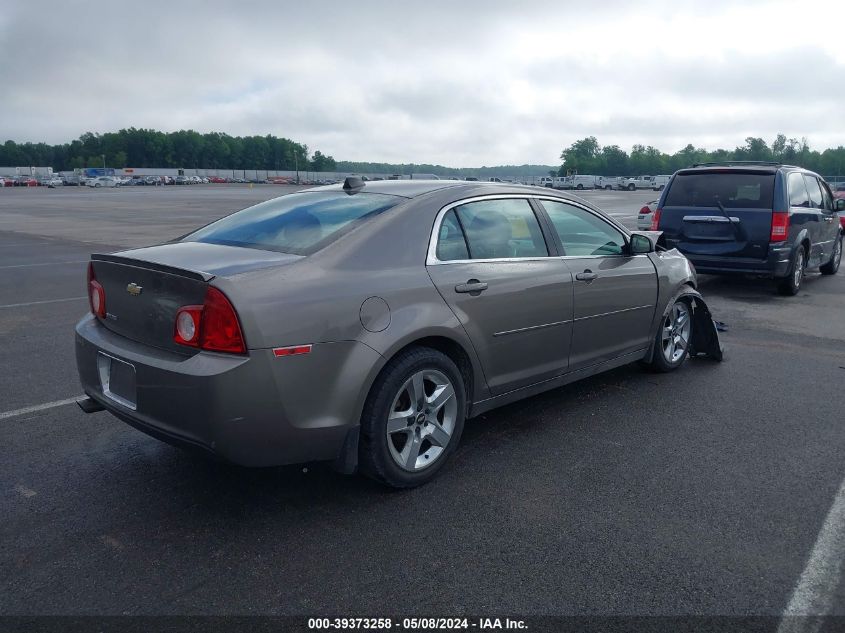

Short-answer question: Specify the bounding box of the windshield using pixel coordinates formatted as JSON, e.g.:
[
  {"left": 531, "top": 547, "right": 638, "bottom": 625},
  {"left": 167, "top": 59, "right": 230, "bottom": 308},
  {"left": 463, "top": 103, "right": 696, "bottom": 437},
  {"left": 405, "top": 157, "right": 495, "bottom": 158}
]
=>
[
  {"left": 184, "top": 191, "right": 404, "bottom": 255},
  {"left": 664, "top": 172, "right": 775, "bottom": 208}
]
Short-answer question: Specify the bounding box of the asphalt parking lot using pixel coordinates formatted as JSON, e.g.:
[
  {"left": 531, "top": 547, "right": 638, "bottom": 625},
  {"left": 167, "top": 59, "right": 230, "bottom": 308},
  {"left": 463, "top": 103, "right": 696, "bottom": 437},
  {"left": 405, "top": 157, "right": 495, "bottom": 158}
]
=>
[{"left": 1, "top": 184, "right": 844, "bottom": 620}]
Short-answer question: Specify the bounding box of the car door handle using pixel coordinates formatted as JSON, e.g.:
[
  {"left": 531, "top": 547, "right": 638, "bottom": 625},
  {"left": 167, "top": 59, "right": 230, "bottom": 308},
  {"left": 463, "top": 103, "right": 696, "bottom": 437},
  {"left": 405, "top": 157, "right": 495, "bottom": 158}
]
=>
[
  {"left": 575, "top": 271, "right": 598, "bottom": 282},
  {"left": 455, "top": 280, "right": 488, "bottom": 294}
]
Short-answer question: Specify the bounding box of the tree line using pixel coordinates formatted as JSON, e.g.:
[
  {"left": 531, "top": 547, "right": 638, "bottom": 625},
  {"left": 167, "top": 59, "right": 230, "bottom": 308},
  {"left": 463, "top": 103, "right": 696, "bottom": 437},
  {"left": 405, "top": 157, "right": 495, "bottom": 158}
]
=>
[
  {"left": 335, "top": 161, "right": 555, "bottom": 179},
  {"left": 557, "top": 135, "right": 845, "bottom": 178},
  {"left": 4, "top": 129, "right": 845, "bottom": 179},
  {"left": 0, "top": 129, "right": 337, "bottom": 173}
]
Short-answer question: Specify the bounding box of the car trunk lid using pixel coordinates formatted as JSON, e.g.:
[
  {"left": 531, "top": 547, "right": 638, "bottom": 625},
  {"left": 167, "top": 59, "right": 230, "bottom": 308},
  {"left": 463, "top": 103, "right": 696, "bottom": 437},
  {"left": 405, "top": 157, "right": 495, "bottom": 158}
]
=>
[{"left": 90, "top": 242, "right": 302, "bottom": 353}]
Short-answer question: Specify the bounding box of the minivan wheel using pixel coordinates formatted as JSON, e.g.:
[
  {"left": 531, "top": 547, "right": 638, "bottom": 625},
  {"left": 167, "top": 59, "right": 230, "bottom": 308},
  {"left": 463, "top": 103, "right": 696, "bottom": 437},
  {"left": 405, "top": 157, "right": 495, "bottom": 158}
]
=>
[
  {"left": 576, "top": 183, "right": 584, "bottom": 190},
  {"left": 777, "top": 245, "right": 806, "bottom": 295},
  {"left": 359, "top": 347, "right": 466, "bottom": 488},
  {"left": 820, "top": 235, "right": 842, "bottom": 275},
  {"left": 649, "top": 300, "right": 692, "bottom": 372}
]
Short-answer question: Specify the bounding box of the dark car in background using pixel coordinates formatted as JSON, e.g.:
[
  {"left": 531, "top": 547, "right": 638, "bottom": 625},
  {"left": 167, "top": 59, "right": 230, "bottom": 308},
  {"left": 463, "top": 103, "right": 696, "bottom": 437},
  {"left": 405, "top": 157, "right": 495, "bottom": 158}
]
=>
[{"left": 653, "top": 162, "right": 843, "bottom": 295}]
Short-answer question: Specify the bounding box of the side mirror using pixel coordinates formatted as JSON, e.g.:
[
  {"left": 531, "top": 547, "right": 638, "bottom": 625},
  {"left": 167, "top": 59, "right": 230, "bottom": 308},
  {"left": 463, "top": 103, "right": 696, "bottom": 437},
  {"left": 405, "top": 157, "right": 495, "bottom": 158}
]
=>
[
  {"left": 629, "top": 233, "right": 655, "bottom": 254},
  {"left": 836, "top": 199, "right": 845, "bottom": 212}
]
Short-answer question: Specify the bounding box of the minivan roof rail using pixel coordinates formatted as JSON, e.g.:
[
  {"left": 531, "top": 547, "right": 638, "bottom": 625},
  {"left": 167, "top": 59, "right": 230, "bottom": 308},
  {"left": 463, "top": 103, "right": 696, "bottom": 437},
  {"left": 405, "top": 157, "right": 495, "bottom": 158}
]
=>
[{"left": 691, "top": 161, "right": 783, "bottom": 168}]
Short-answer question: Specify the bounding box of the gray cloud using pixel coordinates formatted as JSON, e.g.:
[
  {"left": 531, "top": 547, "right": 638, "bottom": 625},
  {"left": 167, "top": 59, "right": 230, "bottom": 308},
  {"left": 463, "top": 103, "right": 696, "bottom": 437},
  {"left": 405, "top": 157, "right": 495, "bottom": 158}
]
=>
[{"left": 1, "top": 0, "right": 843, "bottom": 166}]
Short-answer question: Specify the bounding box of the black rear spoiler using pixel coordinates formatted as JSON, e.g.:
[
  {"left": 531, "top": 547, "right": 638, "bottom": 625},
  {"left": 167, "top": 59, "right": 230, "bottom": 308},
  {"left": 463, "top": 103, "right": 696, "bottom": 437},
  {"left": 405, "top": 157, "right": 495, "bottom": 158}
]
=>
[{"left": 90, "top": 254, "right": 213, "bottom": 282}]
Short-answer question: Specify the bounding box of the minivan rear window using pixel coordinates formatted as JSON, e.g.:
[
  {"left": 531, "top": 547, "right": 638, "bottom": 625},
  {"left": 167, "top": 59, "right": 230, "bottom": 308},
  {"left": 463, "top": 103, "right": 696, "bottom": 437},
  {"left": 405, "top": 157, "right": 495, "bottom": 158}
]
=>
[
  {"left": 664, "top": 173, "right": 775, "bottom": 209},
  {"left": 184, "top": 192, "right": 404, "bottom": 255}
]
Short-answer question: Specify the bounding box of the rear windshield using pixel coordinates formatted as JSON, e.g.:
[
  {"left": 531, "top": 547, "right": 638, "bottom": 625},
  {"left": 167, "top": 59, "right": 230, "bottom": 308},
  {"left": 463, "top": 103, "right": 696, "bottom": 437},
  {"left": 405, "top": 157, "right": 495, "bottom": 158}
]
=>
[
  {"left": 664, "top": 173, "right": 775, "bottom": 209},
  {"left": 184, "top": 192, "right": 404, "bottom": 255}
]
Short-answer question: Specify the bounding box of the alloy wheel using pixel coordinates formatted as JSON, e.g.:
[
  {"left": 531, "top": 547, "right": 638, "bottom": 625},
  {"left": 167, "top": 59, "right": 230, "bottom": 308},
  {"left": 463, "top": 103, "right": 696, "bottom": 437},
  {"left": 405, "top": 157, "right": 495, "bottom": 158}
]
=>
[
  {"left": 794, "top": 252, "right": 804, "bottom": 287},
  {"left": 386, "top": 369, "right": 458, "bottom": 472},
  {"left": 661, "top": 302, "right": 691, "bottom": 364}
]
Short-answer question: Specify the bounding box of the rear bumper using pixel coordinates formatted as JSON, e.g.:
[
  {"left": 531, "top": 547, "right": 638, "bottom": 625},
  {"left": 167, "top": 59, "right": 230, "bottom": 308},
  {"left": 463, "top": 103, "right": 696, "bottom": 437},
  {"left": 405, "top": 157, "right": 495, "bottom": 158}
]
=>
[
  {"left": 681, "top": 243, "right": 793, "bottom": 278},
  {"left": 75, "top": 314, "right": 381, "bottom": 467}
]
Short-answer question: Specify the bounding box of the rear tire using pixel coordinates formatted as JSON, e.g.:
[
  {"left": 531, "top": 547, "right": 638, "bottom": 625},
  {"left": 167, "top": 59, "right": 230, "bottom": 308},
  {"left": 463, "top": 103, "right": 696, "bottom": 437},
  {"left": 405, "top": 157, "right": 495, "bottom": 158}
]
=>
[
  {"left": 820, "top": 235, "right": 842, "bottom": 275},
  {"left": 777, "top": 245, "right": 805, "bottom": 295},
  {"left": 627, "top": 183, "right": 635, "bottom": 191},
  {"left": 359, "top": 347, "right": 466, "bottom": 488}
]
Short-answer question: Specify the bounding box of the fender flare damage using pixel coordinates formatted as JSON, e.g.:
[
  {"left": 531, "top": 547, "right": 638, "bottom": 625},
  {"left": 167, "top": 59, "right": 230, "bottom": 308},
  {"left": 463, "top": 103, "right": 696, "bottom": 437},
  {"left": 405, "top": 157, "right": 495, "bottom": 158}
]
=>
[{"left": 646, "top": 288, "right": 724, "bottom": 363}]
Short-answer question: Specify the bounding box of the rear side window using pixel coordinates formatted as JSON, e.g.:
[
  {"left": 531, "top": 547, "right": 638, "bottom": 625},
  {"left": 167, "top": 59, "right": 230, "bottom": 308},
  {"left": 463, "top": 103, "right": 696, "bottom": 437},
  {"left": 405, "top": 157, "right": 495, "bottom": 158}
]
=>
[
  {"left": 664, "top": 173, "right": 775, "bottom": 208},
  {"left": 803, "top": 175, "right": 823, "bottom": 209},
  {"left": 436, "top": 209, "right": 470, "bottom": 261},
  {"left": 787, "top": 172, "right": 810, "bottom": 208},
  {"left": 453, "top": 199, "right": 548, "bottom": 259},
  {"left": 185, "top": 192, "right": 404, "bottom": 255}
]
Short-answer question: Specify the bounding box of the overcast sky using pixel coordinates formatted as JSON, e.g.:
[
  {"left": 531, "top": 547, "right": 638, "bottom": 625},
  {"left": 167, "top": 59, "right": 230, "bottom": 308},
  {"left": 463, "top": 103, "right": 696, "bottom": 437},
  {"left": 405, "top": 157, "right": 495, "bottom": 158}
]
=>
[{"left": 1, "top": 0, "right": 843, "bottom": 166}]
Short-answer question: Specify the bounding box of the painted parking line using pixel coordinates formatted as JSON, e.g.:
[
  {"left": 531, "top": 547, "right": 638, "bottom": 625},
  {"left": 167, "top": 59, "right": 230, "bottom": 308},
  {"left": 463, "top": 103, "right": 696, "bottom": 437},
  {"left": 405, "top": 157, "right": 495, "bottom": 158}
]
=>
[
  {"left": 0, "top": 397, "right": 79, "bottom": 421},
  {"left": 777, "top": 474, "right": 845, "bottom": 633},
  {"left": 0, "top": 296, "right": 86, "bottom": 309},
  {"left": 0, "top": 260, "right": 86, "bottom": 270}
]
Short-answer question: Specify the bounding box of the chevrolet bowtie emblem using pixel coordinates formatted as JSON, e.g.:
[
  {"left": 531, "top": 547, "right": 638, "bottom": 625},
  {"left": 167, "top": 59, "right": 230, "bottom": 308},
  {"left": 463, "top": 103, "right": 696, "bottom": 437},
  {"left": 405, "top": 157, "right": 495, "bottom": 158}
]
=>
[{"left": 126, "top": 283, "right": 143, "bottom": 296}]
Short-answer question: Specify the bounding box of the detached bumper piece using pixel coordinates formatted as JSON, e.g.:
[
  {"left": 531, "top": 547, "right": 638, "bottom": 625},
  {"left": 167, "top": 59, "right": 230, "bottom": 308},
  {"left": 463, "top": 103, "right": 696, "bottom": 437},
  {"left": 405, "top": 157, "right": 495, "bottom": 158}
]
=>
[
  {"left": 687, "top": 296, "right": 724, "bottom": 361},
  {"left": 76, "top": 396, "right": 105, "bottom": 414}
]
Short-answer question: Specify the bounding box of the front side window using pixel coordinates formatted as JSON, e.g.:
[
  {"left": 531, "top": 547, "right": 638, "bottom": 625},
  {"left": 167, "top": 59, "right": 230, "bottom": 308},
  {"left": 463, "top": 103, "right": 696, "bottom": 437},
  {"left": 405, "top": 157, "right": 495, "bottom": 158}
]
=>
[
  {"left": 540, "top": 200, "right": 626, "bottom": 257},
  {"left": 185, "top": 192, "right": 404, "bottom": 255},
  {"left": 788, "top": 172, "right": 810, "bottom": 208},
  {"left": 453, "top": 199, "right": 548, "bottom": 259},
  {"left": 803, "top": 175, "right": 823, "bottom": 209},
  {"left": 820, "top": 181, "right": 834, "bottom": 211}
]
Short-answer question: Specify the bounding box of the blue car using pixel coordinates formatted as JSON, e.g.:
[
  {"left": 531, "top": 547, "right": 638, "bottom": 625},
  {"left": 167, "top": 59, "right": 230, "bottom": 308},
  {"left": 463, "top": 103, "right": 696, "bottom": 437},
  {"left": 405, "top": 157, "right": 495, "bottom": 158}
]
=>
[{"left": 653, "top": 162, "right": 844, "bottom": 295}]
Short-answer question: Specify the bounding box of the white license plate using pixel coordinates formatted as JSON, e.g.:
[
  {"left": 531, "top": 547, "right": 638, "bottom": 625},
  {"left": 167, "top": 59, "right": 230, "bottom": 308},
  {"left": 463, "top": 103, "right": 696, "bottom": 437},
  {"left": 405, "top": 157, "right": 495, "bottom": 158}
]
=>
[{"left": 97, "top": 353, "right": 137, "bottom": 410}]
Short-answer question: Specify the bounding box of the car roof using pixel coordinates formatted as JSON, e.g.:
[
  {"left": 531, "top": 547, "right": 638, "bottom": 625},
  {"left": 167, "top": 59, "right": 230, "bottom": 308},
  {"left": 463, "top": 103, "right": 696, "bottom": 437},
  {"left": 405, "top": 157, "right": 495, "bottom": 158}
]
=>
[{"left": 677, "top": 163, "right": 813, "bottom": 176}]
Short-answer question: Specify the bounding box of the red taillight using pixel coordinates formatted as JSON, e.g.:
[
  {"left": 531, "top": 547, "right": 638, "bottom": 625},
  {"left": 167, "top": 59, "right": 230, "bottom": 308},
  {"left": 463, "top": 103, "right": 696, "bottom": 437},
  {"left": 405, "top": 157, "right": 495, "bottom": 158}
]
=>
[
  {"left": 639, "top": 205, "right": 652, "bottom": 215},
  {"left": 770, "top": 211, "right": 789, "bottom": 242},
  {"left": 173, "top": 287, "right": 246, "bottom": 354},
  {"left": 87, "top": 262, "right": 106, "bottom": 318},
  {"left": 650, "top": 208, "right": 662, "bottom": 230}
]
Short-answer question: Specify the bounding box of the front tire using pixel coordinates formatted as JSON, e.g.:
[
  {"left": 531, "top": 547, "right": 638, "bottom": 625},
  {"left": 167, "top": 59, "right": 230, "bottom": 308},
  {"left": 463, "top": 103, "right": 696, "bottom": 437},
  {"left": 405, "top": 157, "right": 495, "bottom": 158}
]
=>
[
  {"left": 649, "top": 300, "right": 692, "bottom": 373},
  {"left": 777, "top": 245, "right": 805, "bottom": 295},
  {"left": 820, "top": 235, "right": 842, "bottom": 275},
  {"left": 359, "top": 347, "right": 466, "bottom": 488}
]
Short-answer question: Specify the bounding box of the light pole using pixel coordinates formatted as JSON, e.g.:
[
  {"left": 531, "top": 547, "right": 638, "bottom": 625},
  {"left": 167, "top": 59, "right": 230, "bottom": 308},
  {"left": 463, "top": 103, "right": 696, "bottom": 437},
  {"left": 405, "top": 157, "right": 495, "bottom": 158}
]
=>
[{"left": 102, "top": 154, "right": 106, "bottom": 174}]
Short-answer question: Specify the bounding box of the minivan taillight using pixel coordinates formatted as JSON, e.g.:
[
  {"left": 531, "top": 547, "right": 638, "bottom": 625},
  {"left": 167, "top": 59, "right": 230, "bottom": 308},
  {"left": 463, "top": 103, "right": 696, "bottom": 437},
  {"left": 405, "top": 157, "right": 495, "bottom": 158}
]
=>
[
  {"left": 173, "top": 287, "right": 246, "bottom": 354},
  {"left": 650, "top": 208, "right": 662, "bottom": 230},
  {"left": 770, "top": 212, "right": 789, "bottom": 242},
  {"left": 87, "top": 262, "right": 106, "bottom": 318}
]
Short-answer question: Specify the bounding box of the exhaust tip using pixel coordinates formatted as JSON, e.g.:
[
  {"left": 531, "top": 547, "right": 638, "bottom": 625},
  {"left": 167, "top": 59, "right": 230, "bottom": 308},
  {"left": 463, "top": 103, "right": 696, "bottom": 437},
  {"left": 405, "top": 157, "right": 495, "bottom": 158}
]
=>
[{"left": 76, "top": 396, "right": 105, "bottom": 414}]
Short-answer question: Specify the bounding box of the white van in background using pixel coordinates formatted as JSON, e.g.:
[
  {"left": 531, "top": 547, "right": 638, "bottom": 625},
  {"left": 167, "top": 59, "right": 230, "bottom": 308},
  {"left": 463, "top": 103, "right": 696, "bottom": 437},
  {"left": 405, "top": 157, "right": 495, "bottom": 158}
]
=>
[
  {"left": 568, "top": 174, "right": 599, "bottom": 190},
  {"left": 596, "top": 176, "right": 620, "bottom": 190},
  {"left": 652, "top": 175, "right": 671, "bottom": 190}
]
